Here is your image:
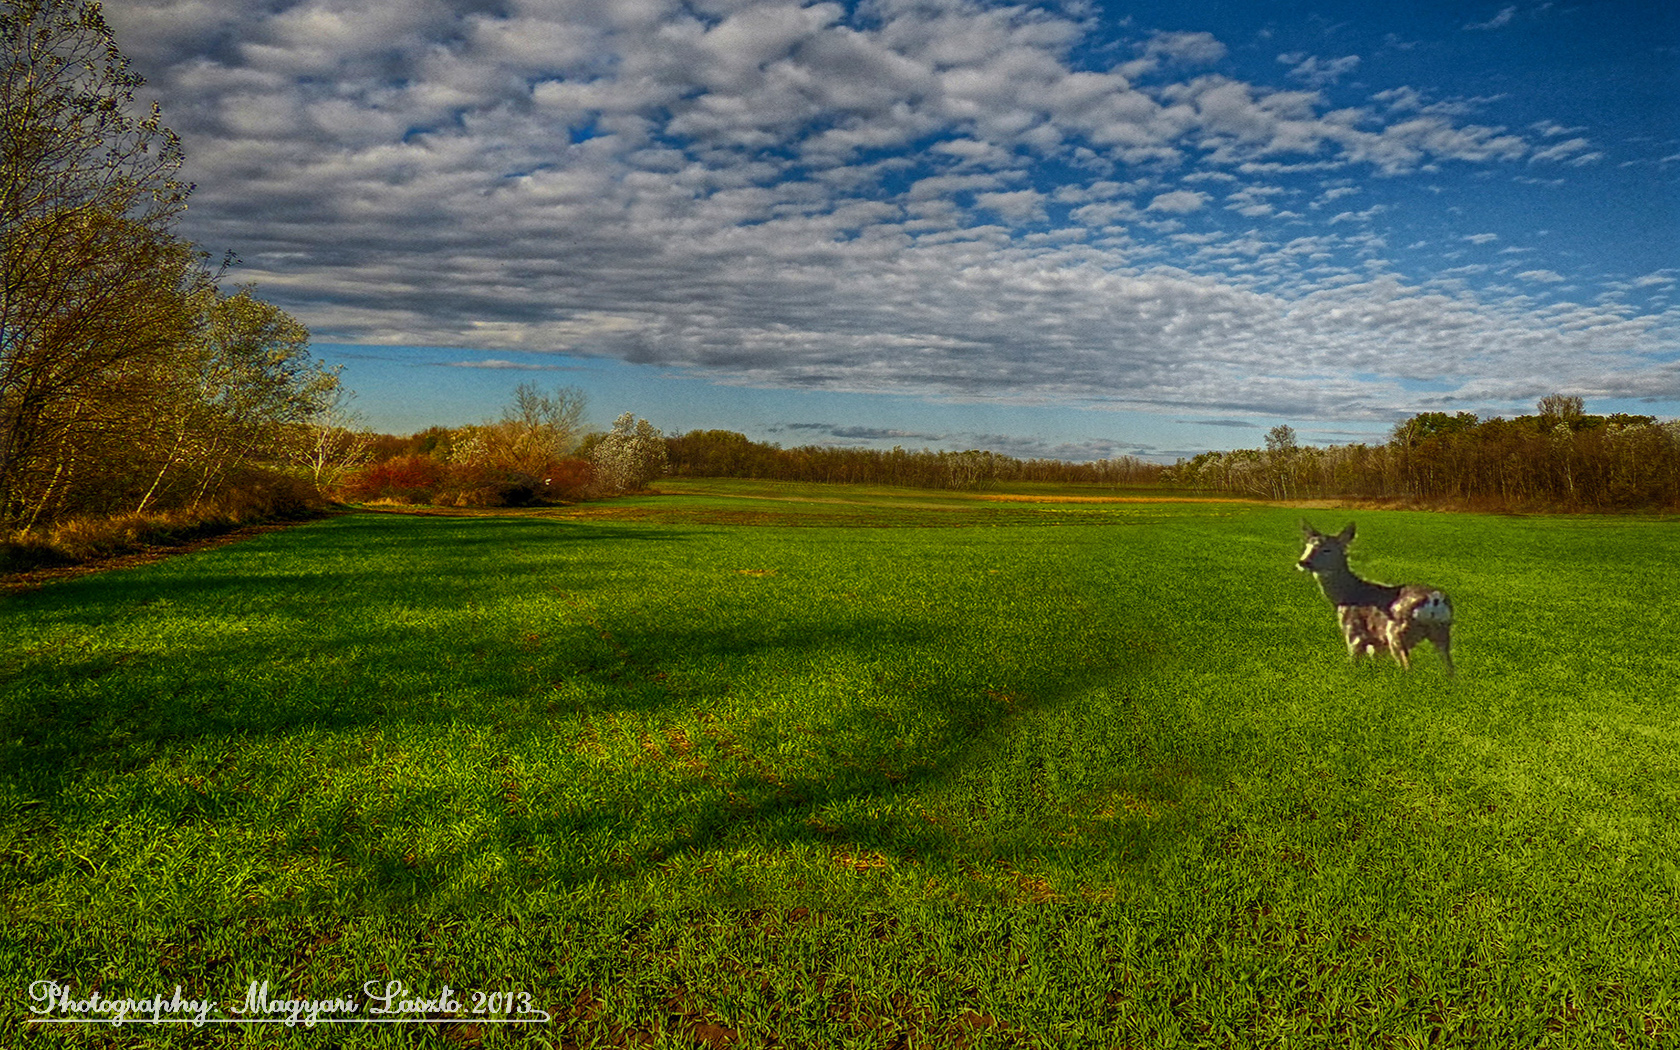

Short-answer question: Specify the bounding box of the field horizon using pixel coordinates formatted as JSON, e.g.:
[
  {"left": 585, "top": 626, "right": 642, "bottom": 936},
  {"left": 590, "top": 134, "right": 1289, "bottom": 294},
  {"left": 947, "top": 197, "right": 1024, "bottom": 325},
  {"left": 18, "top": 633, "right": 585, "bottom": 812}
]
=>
[{"left": 3, "top": 481, "right": 1675, "bottom": 1046}]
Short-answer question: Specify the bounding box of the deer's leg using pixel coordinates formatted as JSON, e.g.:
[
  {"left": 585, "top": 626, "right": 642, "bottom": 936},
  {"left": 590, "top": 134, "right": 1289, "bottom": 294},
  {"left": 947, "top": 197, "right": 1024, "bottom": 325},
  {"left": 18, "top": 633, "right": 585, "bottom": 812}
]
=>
[
  {"left": 1387, "top": 619, "right": 1412, "bottom": 669},
  {"left": 1344, "top": 631, "right": 1365, "bottom": 661},
  {"left": 1434, "top": 626, "right": 1455, "bottom": 676},
  {"left": 1341, "top": 608, "right": 1380, "bottom": 662}
]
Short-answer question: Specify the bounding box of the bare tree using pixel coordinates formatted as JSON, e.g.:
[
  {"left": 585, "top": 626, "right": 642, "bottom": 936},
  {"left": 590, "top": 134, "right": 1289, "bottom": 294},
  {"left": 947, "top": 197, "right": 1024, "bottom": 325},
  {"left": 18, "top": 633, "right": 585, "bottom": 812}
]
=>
[
  {"left": 296, "top": 382, "right": 373, "bottom": 499},
  {"left": 1537, "top": 394, "right": 1585, "bottom": 426},
  {"left": 489, "top": 382, "right": 587, "bottom": 476}
]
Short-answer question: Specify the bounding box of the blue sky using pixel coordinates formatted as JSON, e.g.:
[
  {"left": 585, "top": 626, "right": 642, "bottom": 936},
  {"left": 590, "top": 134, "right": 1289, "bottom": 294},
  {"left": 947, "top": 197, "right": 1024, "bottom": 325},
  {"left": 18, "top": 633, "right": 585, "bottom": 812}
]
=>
[{"left": 105, "top": 0, "right": 1678, "bottom": 461}]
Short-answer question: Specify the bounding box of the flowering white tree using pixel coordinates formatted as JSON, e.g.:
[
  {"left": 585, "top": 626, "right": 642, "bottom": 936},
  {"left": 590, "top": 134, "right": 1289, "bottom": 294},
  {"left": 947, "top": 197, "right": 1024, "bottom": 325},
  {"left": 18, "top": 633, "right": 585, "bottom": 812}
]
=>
[{"left": 590, "top": 413, "right": 667, "bottom": 492}]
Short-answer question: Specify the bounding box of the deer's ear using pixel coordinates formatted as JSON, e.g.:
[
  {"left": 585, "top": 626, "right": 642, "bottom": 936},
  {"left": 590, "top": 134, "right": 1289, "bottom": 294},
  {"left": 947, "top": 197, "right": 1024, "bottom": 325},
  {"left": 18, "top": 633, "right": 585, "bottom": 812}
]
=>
[
  {"left": 1336, "top": 522, "right": 1356, "bottom": 544},
  {"left": 1300, "top": 519, "right": 1320, "bottom": 540}
]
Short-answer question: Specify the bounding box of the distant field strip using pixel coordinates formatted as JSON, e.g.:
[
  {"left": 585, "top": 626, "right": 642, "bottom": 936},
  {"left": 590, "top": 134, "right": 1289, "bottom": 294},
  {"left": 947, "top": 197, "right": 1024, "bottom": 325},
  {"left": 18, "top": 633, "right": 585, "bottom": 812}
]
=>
[
  {"left": 974, "top": 493, "right": 1252, "bottom": 503},
  {"left": 2, "top": 483, "right": 1676, "bottom": 1048}
]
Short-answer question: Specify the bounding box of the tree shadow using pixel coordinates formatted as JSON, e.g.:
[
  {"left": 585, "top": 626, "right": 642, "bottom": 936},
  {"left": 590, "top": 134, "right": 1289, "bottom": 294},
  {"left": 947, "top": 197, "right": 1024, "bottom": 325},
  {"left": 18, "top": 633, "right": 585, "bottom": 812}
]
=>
[{"left": 1, "top": 509, "right": 1190, "bottom": 920}]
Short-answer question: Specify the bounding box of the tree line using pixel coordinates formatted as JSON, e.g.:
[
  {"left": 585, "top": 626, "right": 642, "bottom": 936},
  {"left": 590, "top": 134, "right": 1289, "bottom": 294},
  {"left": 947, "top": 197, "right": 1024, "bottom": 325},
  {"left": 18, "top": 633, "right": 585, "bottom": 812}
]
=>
[
  {"left": 3, "top": 0, "right": 351, "bottom": 541},
  {"left": 353, "top": 423, "right": 1162, "bottom": 500},
  {"left": 661, "top": 429, "right": 1164, "bottom": 489},
  {"left": 1166, "top": 396, "right": 1680, "bottom": 511}
]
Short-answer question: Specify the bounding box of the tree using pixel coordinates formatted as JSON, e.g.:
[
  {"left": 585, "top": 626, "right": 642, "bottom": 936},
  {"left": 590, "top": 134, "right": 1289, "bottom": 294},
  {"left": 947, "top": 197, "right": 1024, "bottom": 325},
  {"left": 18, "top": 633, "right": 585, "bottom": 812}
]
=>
[
  {"left": 1263, "top": 424, "right": 1300, "bottom": 500},
  {"left": 590, "top": 412, "right": 667, "bottom": 492},
  {"left": 486, "top": 382, "right": 586, "bottom": 476},
  {"left": 1, "top": 0, "right": 201, "bottom": 524},
  {"left": 135, "top": 287, "right": 334, "bottom": 512},
  {"left": 295, "top": 382, "right": 372, "bottom": 500},
  {"left": 1537, "top": 394, "right": 1585, "bottom": 427},
  {"left": 1264, "top": 424, "right": 1297, "bottom": 454}
]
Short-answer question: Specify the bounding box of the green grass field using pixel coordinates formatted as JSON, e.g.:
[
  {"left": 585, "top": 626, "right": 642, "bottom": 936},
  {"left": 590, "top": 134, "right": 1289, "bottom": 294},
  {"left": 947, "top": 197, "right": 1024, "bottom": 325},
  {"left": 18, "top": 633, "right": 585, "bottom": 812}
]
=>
[{"left": 3, "top": 479, "right": 1677, "bottom": 1047}]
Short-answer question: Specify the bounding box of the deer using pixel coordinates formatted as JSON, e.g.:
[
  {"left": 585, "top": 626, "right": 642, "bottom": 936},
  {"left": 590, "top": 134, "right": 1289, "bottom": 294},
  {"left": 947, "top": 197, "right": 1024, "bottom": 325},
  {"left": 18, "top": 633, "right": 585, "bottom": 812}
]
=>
[{"left": 1296, "top": 521, "right": 1454, "bottom": 675}]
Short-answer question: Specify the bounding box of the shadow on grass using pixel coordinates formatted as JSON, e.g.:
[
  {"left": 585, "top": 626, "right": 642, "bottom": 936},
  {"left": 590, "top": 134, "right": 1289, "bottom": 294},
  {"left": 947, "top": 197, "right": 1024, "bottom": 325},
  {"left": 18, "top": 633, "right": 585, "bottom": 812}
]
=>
[
  {"left": 1, "top": 509, "right": 1180, "bottom": 916},
  {"left": 4, "top": 514, "right": 693, "bottom": 611}
]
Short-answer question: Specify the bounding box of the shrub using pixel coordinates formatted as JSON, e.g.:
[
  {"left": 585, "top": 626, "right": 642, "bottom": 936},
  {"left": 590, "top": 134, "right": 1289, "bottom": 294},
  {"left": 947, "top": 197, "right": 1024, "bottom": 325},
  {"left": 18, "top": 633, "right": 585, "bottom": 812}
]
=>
[
  {"left": 1, "top": 467, "right": 327, "bottom": 573},
  {"left": 0, "top": 532, "right": 72, "bottom": 573},
  {"left": 343, "top": 455, "right": 446, "bottom": 503},
  {"left": 539, "top": 458, "right": 594, "bottom": 501},
  {"left": 340, "top": 451, "right": 597, "bottom": 508},
  {"left": 434, "top": 462, "right": 535, "bottom": 507}
]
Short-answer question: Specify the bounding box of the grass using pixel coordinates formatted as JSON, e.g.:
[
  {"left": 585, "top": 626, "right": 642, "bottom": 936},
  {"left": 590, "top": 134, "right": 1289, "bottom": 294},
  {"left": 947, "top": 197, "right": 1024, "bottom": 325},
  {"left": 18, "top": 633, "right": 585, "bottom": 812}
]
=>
[{"left": 2, "top": 478, "right": 1677, "bottom": 1047}]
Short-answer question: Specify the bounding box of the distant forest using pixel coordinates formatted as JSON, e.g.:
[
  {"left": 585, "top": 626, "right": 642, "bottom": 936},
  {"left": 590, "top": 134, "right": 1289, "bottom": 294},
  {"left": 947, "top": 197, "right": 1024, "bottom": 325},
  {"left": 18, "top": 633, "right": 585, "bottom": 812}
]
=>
[
  {"left": 368, "top": 425, "right": 1164, "bottom": 493},
  {"left": 359, "top": 394, "right": 1679, "bottom": 512},
  {"left": 1167, "top": 396, "right": 1680, "bottom": 511}
]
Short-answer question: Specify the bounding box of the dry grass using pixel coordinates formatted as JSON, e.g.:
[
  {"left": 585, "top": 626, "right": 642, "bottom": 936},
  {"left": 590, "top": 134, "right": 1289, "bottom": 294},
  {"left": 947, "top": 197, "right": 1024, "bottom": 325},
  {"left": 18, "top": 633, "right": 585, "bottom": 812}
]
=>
[{"left": 1, "top": 473, "right": 325, "bottom": 574}]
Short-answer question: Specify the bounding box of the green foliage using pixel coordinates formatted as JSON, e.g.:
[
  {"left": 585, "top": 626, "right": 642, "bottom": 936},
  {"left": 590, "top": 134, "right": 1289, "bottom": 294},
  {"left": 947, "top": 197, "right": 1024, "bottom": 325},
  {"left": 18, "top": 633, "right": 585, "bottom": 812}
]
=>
[
  {"left": 1392, "top": 411, "right": 1480, "bottom": 444},
  {"left": 3, "top": 485, "right": 1677, "bottom": 1046}
]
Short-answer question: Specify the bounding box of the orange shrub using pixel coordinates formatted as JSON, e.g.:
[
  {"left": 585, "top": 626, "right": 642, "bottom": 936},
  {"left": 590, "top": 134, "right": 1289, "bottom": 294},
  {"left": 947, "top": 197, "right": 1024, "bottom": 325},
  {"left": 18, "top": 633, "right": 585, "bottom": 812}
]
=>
[
  {"left": 540, "top": 458, "right": 595, "bottom": 500},
  {"left": 343, "top": 455, "right": 446, "bottom": 503}
]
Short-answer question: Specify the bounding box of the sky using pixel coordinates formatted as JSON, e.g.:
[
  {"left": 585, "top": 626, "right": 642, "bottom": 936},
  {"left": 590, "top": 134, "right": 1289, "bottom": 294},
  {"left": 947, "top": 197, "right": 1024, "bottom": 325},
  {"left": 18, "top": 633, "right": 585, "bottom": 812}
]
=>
[{"left": 101, "top": 0, "right": 1680, "bottom": 462}]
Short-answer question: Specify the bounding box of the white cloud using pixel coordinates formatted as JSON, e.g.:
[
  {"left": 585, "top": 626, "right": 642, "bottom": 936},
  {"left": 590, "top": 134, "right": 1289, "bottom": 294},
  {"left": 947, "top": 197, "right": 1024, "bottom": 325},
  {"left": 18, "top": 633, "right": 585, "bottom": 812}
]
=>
[
  {"left": 445, "top": 359, "right": 571, "bottom": 370},
  {"left": 1328, "top": 205, "right": 1386, "bottom": 224},
  {"left": 1464, "top": 233, "right": 1500, "bottom": 244},
  {"left": 88, "top": 0, "right": 1676, "bottom": 423},
  {"left": 1311, "top": 185, "right": 1359, "bottom": 208},
  {"left": 975, "top": 188, "right": 1049, "bottom": 224},
  {"left": 1130, "top": 30, "right": 1228, "bottom": 74},
  {"left": 1464, "top": 6, "right": 1517, "bottom": 31},
  {"left": 1529, "top": 137, "right": 1594, "bottom": 163},
  {"left": 1147, "top": 190, "right": 1209, "bottom": 213},
  {"left": 1516, "top": 269, "right": 1566, "bottom": 283},
  {"left": 1278, "top": 52, "right": 1361, "bottom": 89}
]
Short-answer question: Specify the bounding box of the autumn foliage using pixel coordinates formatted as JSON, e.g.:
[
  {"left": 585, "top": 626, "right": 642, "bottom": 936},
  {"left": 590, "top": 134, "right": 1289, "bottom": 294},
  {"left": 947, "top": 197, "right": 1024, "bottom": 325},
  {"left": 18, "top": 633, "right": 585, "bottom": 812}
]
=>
[{"left": 340, "top": 454, "right": 594, "bottom": 506}]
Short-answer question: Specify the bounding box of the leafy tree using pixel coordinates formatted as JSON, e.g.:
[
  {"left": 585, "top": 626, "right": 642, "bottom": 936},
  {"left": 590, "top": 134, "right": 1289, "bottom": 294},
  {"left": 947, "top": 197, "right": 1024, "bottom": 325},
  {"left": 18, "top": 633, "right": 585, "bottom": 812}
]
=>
[
  {"left": 1264, "top": 424, "right": 1297, "bottom": 454},
  {"left": 3, "top": 2, "right": 341, "bottom": 530},
  {"left": 1, "top": 0, "right": 203, "bottom": 524},
  {"left": 944, "top": 449, "right": 996, "bottom": 490},
  {"left": 1262, "top": 424, "right": 1301, "bottom": 499},
  {"left": 135, "top": 287, "right": 335, "bottom": 513},
  {"left": 1390, "top": 411, "right": 1479, "bottom": 446}
]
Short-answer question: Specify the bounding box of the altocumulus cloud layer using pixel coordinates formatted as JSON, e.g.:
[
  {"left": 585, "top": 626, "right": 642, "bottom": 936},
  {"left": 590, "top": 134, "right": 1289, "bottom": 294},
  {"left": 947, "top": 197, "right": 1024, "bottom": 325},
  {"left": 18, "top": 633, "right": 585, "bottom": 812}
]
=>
[{"left": 106, "top": 0, "right": 1679, "bottom": 421}]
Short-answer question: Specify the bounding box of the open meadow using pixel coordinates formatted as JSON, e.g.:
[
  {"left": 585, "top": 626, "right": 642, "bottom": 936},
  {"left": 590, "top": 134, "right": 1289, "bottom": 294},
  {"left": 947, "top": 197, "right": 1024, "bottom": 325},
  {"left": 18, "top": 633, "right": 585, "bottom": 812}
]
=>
[{"left": 2, "top": 479, "right": 1677, "bottom": 1047}]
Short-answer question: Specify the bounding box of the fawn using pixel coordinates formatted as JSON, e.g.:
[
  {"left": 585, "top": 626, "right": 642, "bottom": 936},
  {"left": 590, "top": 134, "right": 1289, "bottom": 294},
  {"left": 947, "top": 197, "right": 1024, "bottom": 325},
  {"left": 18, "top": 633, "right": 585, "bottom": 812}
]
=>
[{"left": 1296, "top": 521, "right": 1454, "bottom": 675}]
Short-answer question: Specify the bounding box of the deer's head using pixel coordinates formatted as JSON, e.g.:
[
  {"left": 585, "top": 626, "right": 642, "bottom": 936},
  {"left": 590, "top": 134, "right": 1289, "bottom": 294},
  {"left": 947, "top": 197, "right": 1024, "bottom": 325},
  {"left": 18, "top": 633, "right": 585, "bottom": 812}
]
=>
[{"left": 1297, "top": 520, "right": 1355, "bottom": 575}]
